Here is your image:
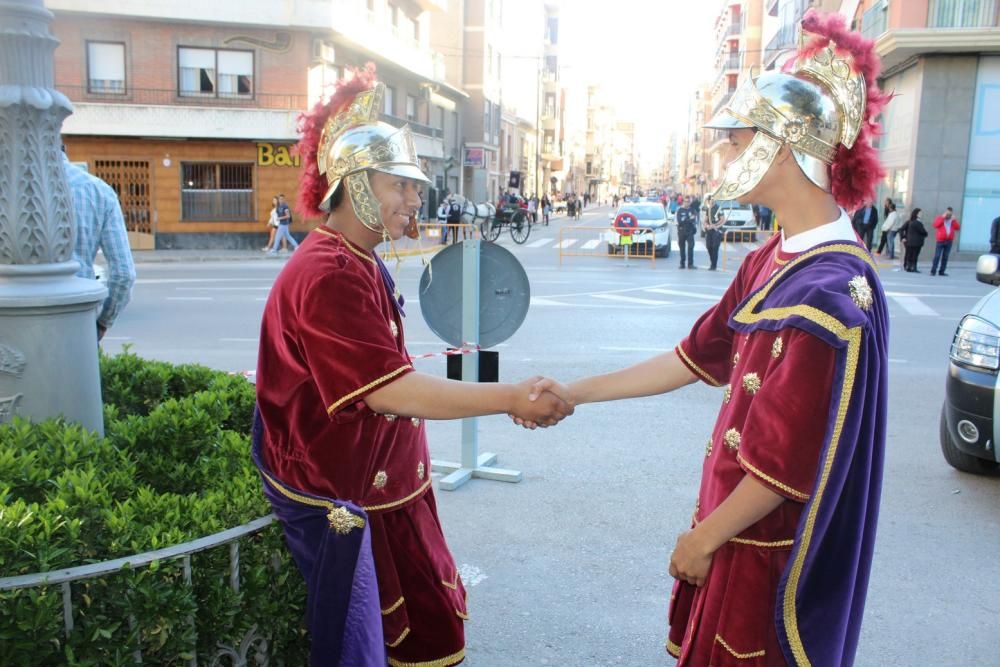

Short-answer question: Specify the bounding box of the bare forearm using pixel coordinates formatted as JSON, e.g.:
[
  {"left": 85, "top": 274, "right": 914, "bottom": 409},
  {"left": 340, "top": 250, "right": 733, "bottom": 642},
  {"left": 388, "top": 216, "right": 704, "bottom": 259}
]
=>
[
  {"left": 693, "top": 476, "right": 785, "bottom": 552},
  {"left": 366, "top": 371, "right": 516, "bottom": 419},
  {"left": 569, "top": 350, "right": 696, "bottom": 405}
]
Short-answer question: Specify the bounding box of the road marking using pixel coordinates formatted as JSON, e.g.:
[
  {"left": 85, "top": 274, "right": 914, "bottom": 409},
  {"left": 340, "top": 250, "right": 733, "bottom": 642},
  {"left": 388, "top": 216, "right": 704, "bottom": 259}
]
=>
[
  {"left": 890, "top": 294, "right": 938, "bottom": 316},
  {"left": 457, "top": 563, "right": 488, "bottom": 587},
  {"left": 600, "top": 346, "right": 670, "bottom": 352},
  {"left": 643, "top": 288, "right": 719, "bottom": 300},
  {"left": 592, "top": 294, "right": 672, "bottom": 306},
  {"left": 555, "top": 239, "right": 578, "bottom": 249},
  {"left": 527, "top": 237, "right": 554, "bottom": 248},
  {"left": 581, "top": 239, "right": 602, "bottom": 250},
  {"left": 166, "top": 296, "right": 213, "bottom": 301},
  {"left": 530, "top": 297, "right": 572, "bottom": 306}
]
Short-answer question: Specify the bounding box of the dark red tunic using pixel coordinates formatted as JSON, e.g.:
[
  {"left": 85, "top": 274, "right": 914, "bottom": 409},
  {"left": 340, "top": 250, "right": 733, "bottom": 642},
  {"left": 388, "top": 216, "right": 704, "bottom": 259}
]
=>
[
  {"left": 668, "top": 235, "right": 838, "bottom": 665},
  {"left": 257, "top": 227, "right": 466, "bottom": 666}
]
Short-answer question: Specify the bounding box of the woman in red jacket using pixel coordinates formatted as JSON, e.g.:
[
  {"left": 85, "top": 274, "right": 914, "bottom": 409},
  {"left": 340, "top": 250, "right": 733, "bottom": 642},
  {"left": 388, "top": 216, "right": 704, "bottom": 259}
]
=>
[{"left": 931, "top": 206, "right": 960, "bottom": 276}]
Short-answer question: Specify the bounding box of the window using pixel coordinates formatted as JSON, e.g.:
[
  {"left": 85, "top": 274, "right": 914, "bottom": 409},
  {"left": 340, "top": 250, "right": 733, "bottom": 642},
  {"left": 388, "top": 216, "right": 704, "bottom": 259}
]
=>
[
  {"left": 87, "top": 41, "right": 126, "bottom": 94},
  {"left": 384, "top": 85, "right": 395, "bottom": 115},
  {"left": 181, "top": 162, "right": 254, "bottom": 221},
  {"left": 179, "top": 47, "right": 253, "bottom": 98},
  {"left": 410, "top": 16, "right": 419, "bottom": 41},
  {"left": 406, "top": 94, "right": 417, "bottom": 122},
  {"left": 487, "top": 46, "right": 494, "bottom": 76},
  {"left": 435, "top": 105, "right": 445, "bottom": 129},
  {"left": 484, "top": 100, "right": 491, "bottom": 142}
]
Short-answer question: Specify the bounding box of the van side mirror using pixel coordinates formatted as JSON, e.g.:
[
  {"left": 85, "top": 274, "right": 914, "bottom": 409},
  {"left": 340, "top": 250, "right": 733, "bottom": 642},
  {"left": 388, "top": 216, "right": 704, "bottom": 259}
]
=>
[{"left": 976, "top": 254, "right": 1000, "bottom": 286}]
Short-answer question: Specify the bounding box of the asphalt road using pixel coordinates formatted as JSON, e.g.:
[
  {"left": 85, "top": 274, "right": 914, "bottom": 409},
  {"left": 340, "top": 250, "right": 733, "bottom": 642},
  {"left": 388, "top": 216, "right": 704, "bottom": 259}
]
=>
[{"left": 103, "top": 206, "right": 1000, "bottom": 666}]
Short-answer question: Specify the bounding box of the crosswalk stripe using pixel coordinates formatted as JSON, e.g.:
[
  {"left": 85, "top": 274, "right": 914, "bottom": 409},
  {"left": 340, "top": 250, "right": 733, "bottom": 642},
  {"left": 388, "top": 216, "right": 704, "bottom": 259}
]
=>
[
  {"left": 556, "top": 239, "right": 578, "bottom": 249},
  {"left": 890, "top": 295, "right": 938, "bottom": 316},
  {"left": 527, "top": 237, "right": 554, "bottom": 248},
  {"left": 643, "top": 288, "right": 719, "bottom": 300},
  {"left": 592, "top": 294, "right": 672, "bottom": 306},
  {"left": 581, "top": 239, "right": 602, "bottom": 250},
  {"left": 530, "top": 297, "right": 572, "bottom": 306}
]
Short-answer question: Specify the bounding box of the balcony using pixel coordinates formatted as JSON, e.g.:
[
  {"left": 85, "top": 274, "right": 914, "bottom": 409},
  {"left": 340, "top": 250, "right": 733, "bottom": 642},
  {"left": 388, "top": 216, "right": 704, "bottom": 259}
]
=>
[
  {"left": 58, "top": 85, "right": 305, "bottom": 140},
  {"left": 331, "top": 0, "right": 439, "bottom": 80},
  {"left": 928, "top": 0, "right": 998, "bottom": 27},
  {"left": 763, "top": 0, "right": 811, "bottom": 67},
  {"left": 713, "top": 89, "right": 736, "bottom": 116}
]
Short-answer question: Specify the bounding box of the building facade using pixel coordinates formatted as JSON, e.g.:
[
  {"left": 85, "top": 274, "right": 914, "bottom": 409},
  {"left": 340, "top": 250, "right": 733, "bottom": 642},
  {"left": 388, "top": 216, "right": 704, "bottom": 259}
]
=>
[
  {"left": 50, "top": 0, "right": 463, "bottom": 249},
  {"left": 855, "top": 0, "right": 1000, "bottom": 252}
]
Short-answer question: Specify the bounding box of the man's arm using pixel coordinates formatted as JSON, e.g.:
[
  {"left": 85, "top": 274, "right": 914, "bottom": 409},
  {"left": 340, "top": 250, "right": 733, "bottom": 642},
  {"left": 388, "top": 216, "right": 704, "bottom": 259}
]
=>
[
  {"left": 669, "top": 476, "right": 784, "bottom": 586},
  {"left": 366, "top": 371, "right": 572, "bottom": 426},
  {"left": 96, "top": 192, "right": 137, "bottom": 332},
  {"left": 528, "top": 350, "right": 697, "bottom": 408}
]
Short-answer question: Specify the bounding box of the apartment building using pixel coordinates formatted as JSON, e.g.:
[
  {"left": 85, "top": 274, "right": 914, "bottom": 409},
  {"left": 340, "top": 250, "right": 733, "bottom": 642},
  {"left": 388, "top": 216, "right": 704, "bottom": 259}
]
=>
[
  {"left": 706, "top": 0, "right": 765, "bottom": 193},
  {"left": 50, "top": 0, "right": 463, "bottom": 249},
  {"left": 855, "top": 0, "right": 1000, "bottom": 251}
]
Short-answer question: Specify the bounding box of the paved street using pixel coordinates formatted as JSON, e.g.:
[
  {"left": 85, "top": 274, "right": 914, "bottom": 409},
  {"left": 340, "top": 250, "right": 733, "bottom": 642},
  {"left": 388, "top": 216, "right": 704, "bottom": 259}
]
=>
[{"left": 103, "top": 205, "right": 1000, "bottom": 665}]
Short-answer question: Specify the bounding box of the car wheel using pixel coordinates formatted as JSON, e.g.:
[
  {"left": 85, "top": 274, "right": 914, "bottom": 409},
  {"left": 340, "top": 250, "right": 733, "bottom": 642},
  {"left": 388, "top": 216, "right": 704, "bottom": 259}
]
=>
[{"left": 939, "top": 405, "right": 1000, "bottom": 475}]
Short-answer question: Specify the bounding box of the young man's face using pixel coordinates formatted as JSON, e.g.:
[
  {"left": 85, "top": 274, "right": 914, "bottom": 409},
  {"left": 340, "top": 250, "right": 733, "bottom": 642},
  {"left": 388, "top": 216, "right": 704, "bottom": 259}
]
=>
[{"left": 368, "top": 171, "right": 423, "bottom": 240}]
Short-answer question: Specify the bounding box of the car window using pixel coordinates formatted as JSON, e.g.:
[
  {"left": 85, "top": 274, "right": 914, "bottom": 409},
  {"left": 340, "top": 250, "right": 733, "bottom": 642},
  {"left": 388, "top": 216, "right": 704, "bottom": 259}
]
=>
[
  {"left": 715, "top": 200, "right": 753, "bottom": 211},
  {"left": 620, "top": 205, "right": 665, "bottom": 221}
]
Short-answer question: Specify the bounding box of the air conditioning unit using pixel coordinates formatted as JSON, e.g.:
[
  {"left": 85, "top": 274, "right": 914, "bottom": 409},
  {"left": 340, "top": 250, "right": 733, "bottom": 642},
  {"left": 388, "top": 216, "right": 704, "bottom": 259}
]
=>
[{"left": 312, "top": 38, "right": 336, "bottom": 64}]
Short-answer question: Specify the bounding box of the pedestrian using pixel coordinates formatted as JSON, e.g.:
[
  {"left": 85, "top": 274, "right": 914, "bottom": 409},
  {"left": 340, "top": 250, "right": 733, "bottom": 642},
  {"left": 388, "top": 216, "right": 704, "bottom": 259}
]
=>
[
  {"left": 990, "top": 213, "right": 1000, "bottom": 254},
  {"left": 851, "top": 201, "right": 879, "bottom": 250},
  {"left": 574, "top": 194, "right": 582, "bottom": 220},
  {"left": 930, "top": 206, "right": 960, "bottom": 276},
  {"left": 527, "top": 195, "right": 538, "bottom": 224},
  {"left": 901, "top": 207, "right": 928, "bottom": 272},
  {"left": 675, "top": 195, "right": 696, "bottom": 269},
  {"left": 542, "top": 193, "right": 551, "bottom": 225},
  {"left": 879, "top": 200, "right": 902, "bottom": 260},
  {"left": 875, "top": 197, "right": 895, "bottom": 255},
  {"left": 446, "top": 196, "right": 463, "bottom": 243},
  {"left": 757, "top": 204, "right": 772, "bottom": 231},
  {"left": 63, "top": 150, "right": 137, "bottom": 341},
  {"left": 523, "top": 12, "right": 891, "bottom": 664},
  {"left": 255, "top": 70, "right": 572, "bottom": 667},
  {"left": 702, "top": 199, "right": 724, "bottom": 271},
  {"left": 262, "top": 195, "right": 280, "bottom": 252},
  {"left": 267, "top": 193, "right": 299, "bottom": 255},
  {"left": 436, "top": 198, "right": 450, "bottom": 244}
]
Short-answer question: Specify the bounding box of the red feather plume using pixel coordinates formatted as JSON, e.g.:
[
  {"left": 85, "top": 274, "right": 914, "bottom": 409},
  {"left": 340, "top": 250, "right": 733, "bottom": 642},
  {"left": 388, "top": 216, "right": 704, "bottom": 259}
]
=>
[
  {"left": 294, "top": 63, "right": 377, "bottom": 219},
  {"left": 792, "top": 10, "right": 893, "bottom": 212}
]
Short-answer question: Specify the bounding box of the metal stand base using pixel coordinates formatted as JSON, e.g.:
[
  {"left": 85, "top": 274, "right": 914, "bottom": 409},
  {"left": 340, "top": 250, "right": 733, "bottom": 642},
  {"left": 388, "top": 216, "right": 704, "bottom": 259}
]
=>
[{"left": 431, "top": 453, "right": 523, "bottom": 491}]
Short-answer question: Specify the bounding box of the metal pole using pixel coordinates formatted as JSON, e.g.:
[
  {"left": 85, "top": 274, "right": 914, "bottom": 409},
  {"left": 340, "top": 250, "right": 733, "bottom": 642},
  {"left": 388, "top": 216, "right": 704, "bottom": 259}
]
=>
[{"left": 459, "top": 239, "right": 480, "bottom": 470}]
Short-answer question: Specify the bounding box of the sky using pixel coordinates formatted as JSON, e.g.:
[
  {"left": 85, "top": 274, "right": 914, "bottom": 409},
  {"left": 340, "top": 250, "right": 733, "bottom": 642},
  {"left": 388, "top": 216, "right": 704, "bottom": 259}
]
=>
[{"left": 556, "top": 0, "right": 720, "bottom": 162}]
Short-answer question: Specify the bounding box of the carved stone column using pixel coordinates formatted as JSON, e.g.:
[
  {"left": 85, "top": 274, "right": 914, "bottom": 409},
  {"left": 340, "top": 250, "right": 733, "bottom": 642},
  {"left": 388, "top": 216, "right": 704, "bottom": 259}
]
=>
[{"left": 0, "top": 0, "right": 107, "bottom": 435}]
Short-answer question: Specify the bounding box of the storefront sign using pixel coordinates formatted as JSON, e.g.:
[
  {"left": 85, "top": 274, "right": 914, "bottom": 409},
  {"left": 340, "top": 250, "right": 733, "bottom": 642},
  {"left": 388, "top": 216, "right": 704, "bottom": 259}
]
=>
[{"left": 257, "top": 143, "right": 301, "bottom": 167}]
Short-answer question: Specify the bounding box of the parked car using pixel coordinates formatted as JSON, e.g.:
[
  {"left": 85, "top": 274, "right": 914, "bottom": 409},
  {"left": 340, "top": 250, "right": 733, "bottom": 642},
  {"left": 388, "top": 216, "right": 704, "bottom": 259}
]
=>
[
  {"left": 716, "top": 200, "right": 757, "bottom": 240},
  {"left": 940, "top": 254, "right": 1000, "bottom": 474},
  {"left": 604, "top": 203, "right": 672, "bottom": 258}
]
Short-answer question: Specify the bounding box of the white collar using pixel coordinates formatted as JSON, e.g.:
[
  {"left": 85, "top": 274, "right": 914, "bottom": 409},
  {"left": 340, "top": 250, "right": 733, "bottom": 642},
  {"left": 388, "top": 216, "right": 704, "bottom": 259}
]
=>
[{"left": 780, "top": 208, "right": 856, "bottom": 253}]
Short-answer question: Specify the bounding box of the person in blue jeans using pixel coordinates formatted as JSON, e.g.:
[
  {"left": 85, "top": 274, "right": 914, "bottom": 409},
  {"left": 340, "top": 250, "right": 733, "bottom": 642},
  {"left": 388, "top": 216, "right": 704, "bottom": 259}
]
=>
[{"left": 268, "top": 193, "right": 299, "bottom": 254}]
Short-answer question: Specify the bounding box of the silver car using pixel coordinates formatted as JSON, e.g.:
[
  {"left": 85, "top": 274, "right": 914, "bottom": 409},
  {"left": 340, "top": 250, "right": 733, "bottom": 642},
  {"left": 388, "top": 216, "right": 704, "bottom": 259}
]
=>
[{"left": 605, "top": 203, "right": 673, "bottom": 258}]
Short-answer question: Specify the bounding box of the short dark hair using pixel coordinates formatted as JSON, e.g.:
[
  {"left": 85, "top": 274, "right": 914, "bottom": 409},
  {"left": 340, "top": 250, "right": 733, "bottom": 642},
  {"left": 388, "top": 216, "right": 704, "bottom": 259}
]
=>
[
  {"left": 278, "top": 193, "right": 286, "bottom": 198},
  {"left": 946, "top": 206, "right": 953, "bottom": 212}
]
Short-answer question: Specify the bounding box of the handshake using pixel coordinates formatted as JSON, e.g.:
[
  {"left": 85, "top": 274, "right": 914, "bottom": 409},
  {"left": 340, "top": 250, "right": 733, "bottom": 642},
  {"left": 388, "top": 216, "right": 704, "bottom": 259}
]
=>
[{"left": 508, "top": 376, "right": 575, "bottom": 429}]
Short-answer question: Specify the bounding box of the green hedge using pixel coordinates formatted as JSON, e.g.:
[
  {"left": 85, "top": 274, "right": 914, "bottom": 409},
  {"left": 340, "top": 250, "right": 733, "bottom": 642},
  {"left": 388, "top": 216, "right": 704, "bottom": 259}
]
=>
[{"left": 0, "top": 349, "right": 308, "bottom": 665}]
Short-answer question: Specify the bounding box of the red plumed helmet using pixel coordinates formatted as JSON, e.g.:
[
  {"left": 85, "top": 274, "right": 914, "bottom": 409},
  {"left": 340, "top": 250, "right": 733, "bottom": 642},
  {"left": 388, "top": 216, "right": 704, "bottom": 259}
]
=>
[
  {"left": 796, "top": 10, "right": 893, "bottom": 212},
  {"left": 293, "top": 64, "right": 377, "bottom": 219}
]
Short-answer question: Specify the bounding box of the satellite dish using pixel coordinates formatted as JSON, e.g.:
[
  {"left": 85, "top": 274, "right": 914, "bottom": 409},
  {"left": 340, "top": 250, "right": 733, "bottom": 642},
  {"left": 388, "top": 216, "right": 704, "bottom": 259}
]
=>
[{"left": 419, "top": 242, "right": 530, "bottom": 349}]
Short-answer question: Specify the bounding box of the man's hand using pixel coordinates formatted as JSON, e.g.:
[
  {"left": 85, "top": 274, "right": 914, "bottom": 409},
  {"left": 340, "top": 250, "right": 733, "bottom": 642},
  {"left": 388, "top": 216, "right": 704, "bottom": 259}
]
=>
[
  {"left": 509, "top": 377, "right": 577, "bottom": 429},
  {"left": 668, "top": 529, "right": 714, "bottom": 588},
  {"left": 508, "top": 376, "right": 574, "bottom": 429}
]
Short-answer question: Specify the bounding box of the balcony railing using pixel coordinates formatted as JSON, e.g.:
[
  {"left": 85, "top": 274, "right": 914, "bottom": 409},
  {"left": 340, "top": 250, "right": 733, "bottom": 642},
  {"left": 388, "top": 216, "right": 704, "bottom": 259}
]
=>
[
  {"left": 728, "top": 20, "right": 742, "bottom": 36},
  {"left": 725, "top": 54, "right": 741, "bottom": 70},
  {"left": 58, "top": 84, "right": 307, "bottom": 111},
  {"left": 861, "top": 0, "right": 889, "bottom": 39},
  {"left": 763, "top": 0, "right": 812, "bottom": 66},
  {"left": 380, "top": 112, "right": 444, "bottom": 139},
  {"left": 928, "top": 0, "right": 998, "bottom": 27}
]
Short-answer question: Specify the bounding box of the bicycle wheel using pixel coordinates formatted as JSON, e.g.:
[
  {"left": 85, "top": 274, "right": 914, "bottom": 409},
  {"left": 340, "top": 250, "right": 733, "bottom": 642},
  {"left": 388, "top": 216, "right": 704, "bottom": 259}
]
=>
[{"left": 510, "top": 211, "right": 531, "bottom": 244}]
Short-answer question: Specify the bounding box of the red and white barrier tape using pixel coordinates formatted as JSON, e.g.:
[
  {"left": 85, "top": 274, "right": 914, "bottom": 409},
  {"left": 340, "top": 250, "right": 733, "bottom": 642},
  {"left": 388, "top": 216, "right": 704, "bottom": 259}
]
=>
[{"left": 229, "top": 345, "right": 479, "bottom": 381}]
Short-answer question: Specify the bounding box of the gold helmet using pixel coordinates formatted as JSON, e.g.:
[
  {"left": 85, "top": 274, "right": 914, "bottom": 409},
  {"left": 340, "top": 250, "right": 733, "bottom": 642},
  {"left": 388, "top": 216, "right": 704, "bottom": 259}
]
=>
[
  {"left": 704, "top": 11, "right": 879, "bottom": 205},
  {"left": 300, "top": 73, "right": 429, "bottom": 233}
]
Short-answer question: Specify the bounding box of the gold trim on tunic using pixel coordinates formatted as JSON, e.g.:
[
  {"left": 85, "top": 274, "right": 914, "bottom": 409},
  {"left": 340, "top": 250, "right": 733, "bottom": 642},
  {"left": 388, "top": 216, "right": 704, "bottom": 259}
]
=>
[
  {"left": 373, "top": 470, "right": 388, "bottom": 489},
  {"left": 737, "top": 454, "right": 810, "bottom": 501},
  {"left": 723, "top": 384, "right": 732, "bottom": 404},
  {"left": 724, "top": 428, "right": 741, "bottom": 451},
  {"left": 666, "top": 639, "right": 682, "bottom": 657},
  {"left": 417, "top": 462, "right": 426, "bottom": 480},
  {"left": 715, "top": 633, "right": 766, "bottom": 659},
  {"left": 258, "top": 468, "right": 366, "bottom": 534},
  {"left": 363, "top": 478, "right": 431, "bottom": 513},
  {"left": 386, "top": 626, "right": 410, "bottom": 648},
  {"left": 676, "top": 344, "right": 723, "bottom": 387},
  {"left": 326, "top": 364, "right": 412, "bottom": 414},
  {"left": 742, "top": 372, "right": 762, "bottom": 395},
  {"left": 388, "top": 648, "right": 466, "bottom": 667},
  {"left": 382, "top": 596, "right": 405, "bottom": 616},
  {"left": 313, "top": 226, "right": 377, "bottom": 265},
  {"left": 772, "top": 336, "right": 784, "bottom": 358}
]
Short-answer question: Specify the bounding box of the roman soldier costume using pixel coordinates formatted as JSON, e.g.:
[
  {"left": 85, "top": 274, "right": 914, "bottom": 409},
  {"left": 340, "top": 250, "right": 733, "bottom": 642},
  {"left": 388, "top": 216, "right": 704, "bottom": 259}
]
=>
[
  {"left": 254, "top": 66, "right": 466, "bottom": 667},
  {"left": 667, "top": 11, "right": 892, "bottom": 666}
]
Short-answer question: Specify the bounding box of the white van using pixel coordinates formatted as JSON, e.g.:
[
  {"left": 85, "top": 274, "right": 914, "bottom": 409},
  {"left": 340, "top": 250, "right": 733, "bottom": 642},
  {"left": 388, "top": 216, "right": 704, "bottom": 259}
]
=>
[{"left": 713, "top": 200, "right": 757, "bottom": 240}]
